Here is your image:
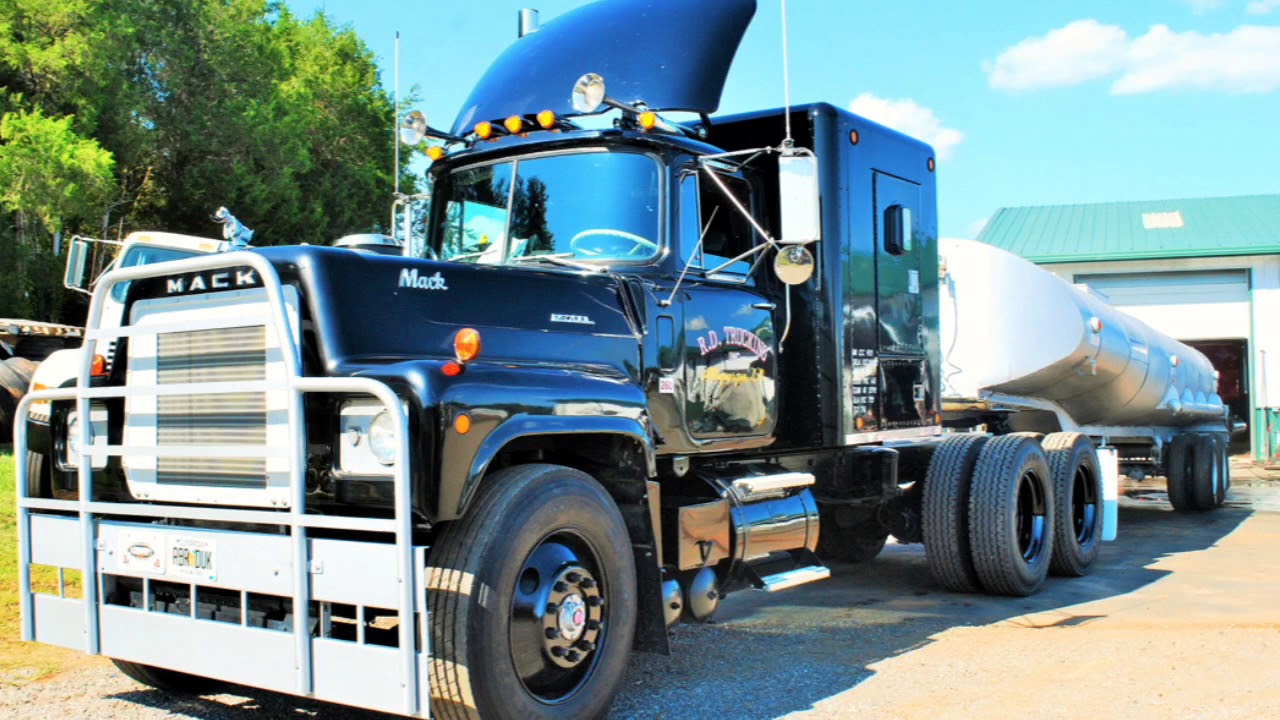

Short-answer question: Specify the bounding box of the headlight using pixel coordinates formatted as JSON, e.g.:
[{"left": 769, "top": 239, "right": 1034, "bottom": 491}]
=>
[
  {"left": 64, "top": 412, "right": 82, "bottom": 469},
  {"left": 368, "top": 410, "right": 397, "bottom": 466}
]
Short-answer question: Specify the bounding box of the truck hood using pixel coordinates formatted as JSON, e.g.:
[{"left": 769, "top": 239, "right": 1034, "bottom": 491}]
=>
[
  {"left": 269, "top": 247, "right": 640, "bottom": 376},
  {"left": 452, "top": 0, "right": 757, "bottom": 135}
]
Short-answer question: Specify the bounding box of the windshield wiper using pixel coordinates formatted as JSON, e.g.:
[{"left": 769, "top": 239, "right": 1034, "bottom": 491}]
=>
[{"left": 508, "top": 253, "right": 606, "bottom": 273}]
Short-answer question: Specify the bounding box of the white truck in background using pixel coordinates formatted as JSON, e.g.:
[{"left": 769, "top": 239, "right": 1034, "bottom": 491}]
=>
[{"left": 21, "top": 217, "right": 246, "bottom": 496}]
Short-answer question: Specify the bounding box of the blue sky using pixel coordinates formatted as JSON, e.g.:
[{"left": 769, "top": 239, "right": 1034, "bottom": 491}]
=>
[{"left": 289, "top": 0, "right": 1280, "bottom": 239}]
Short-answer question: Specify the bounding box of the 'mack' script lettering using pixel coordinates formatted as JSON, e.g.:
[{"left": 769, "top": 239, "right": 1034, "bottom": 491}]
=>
[{"left": 399, "top": 268, "right": 448, "bottom": 291}]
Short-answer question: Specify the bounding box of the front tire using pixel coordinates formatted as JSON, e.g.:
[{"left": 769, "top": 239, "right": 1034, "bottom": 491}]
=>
[
  {"left": 968, "top": 435, "right": 1055, "bottom": 597},
  {"left": 427, "top": 464, "right": 636, "bottom": 720},
  {"left": 1166, "top": 434, "right": 1195, "bottom": 512},
  {"left": 1043, "top": 433, "right": 1103, "bottom": 577}
]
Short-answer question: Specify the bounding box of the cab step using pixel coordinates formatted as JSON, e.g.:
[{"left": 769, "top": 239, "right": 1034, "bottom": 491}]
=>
[{"left": 757, "top": 565, "right": 831, "bottom": 592}]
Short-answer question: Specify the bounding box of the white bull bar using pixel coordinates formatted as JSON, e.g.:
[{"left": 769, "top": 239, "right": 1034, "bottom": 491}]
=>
[{"left": 14, "top": 252, "right": 429, "bottom": 717}]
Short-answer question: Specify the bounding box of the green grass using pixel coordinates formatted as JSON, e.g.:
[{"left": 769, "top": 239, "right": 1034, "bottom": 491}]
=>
[{"left": 0, "top": 448, "right": 88, "bottom": 685}]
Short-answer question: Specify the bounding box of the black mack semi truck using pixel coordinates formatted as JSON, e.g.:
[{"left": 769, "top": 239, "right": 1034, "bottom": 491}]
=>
[{"left": 16, "top": 1, "right": 1230, "bottom": 718}]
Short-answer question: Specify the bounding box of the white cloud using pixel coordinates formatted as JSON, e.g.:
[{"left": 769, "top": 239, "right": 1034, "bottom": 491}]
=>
[
  {"left": 986, "top": 20, "right": 1280, "bottom": 95},
  {"left": 1114, "top": 25, "right": 1280, "bottom": 94},
  {"left": 986, "top": 20, "right": 1128, "bottom": 90},
  {"left": 848, "top": 93, "right": 965, "bottom": 161},
  {"left": 1246, "top": 0, "right": 1280, "bottom": 15}
]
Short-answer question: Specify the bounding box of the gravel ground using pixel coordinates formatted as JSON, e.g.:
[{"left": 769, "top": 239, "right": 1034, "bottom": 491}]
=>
[{"left": 3, "top": 476, "right": 1277, "bottom": 719}]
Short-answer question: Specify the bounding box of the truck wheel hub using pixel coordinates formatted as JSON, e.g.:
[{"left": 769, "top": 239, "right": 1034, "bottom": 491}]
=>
[{"left": 557, "top": 595, "right": 587, "bottom": 641}]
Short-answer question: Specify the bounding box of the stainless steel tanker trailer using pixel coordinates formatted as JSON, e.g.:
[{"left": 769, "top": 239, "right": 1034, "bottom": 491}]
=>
[
  {"left": 12, "top": 1, "right": 1232, "bottom": 717},
  {"left": 939, "top": 237, "right": 1230, "bottom": 516}
]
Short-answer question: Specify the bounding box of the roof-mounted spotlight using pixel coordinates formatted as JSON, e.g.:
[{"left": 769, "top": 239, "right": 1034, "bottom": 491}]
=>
[{"left": 399, "top": 109, "right": 466, "bottom": 145}]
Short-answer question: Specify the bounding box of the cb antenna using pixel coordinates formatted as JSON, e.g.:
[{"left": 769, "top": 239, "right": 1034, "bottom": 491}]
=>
[
  {"left": 780, "top": 0, "right": 793, "bottom": 147},
  {"left": 393, "top": 31, "right": 401, "bottom": 196}
]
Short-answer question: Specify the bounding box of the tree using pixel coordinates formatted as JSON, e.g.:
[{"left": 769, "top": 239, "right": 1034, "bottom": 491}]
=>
[{"left": 0, "top": 0, "right": 411, "bottom": 321}]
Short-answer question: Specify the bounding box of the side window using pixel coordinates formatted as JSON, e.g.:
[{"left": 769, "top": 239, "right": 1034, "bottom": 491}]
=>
[{"left": 679, "top": 169, "right": 756, "bottom": 277}]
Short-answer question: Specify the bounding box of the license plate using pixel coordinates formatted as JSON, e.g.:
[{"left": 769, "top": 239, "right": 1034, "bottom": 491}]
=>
[
  {"left": 169, "top": 536, "right": 217, "bottom": 582},
  {"left": 114, "top": 531, "right": 217, "bottom": 583}
]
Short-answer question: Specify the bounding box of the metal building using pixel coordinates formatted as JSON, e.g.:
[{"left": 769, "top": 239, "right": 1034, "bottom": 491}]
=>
[{"left": 977, "top": 193, "right": 1280, "bottom": 461}]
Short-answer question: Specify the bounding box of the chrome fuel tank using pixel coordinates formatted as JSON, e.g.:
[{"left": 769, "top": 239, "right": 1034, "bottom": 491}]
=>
[{"left": 939, "top": 239, "right": 1224, "bottom": 427}]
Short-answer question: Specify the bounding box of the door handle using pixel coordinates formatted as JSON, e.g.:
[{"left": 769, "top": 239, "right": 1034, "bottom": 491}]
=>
[{"left": 752, "top": 302, "right": 776, "bottom": 311}]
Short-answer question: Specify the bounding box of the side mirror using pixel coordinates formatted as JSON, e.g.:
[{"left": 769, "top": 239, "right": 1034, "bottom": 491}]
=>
[
  {"left": 778, "top": 153, "right": 820, "bottom": 245},
  {"left": 773, "top": 245, "right": 815, "bottom": 285},
  {"left": 64, "top": 239, "right": 90, "bottom": 291}
]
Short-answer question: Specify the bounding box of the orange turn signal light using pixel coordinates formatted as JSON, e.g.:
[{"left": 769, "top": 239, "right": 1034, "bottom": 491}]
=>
[
  {"left": 442, "top": 361, "right": 462, "bottom": 377},
  {"left": 454, "top": 328, "right": 481, "bottom": 363},
  {"left": 638, "top": 111, "right": 657, "bottom": 130},
  {"left": 504, "top": 116, "right": 524, "bottom": 134},
  {"left": 426, "top": 146, "right": 445, "bottom": 161},
  {"left": 537, "top": 110, "right": 556, "bottom": 129},
  {"left": 91, "top": 354, "right": 107, "bottom": 377},
  {"left": 454, "top": 413, "right": 471, "bottom": 435},
  {"left": 474, "top": 121, "right": 493, "bottom": 140}
]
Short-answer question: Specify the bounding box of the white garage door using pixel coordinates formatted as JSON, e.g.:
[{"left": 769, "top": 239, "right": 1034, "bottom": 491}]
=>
[{"left": 1074, "top": 270, "right": 1251, "bottom": 341}]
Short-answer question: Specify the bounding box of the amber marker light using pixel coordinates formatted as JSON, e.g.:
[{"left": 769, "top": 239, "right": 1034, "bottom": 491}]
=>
[
  {"left": 849, "top": 129, "right": 860, "bottom": 145},
  {"left": 638, "top": 111, "right": 657, "bottom": 131},
  {"left": 454, "top": 413, "right": 472, "bottom": 435},
  {"left": 927, "top": 157, "right": 936, "bottom": 172},
  {"left": 441, "top": 361, "right": 463, "bottom": 377},
  {"left": 426, "top": 146, "right": 445, "bottom": 161},
  {"left": 504, "top": 116, "right": 524, "bottom": 134},
  {"left": 474, "top": 121, "right": 493, "bottom": 140},
  {"left": 537, "top": 109, "right": 557, "bottom": 129},
  {"left": 454, "top": 328, "right": 481, "bottom": 363},
  {"left": 855, "top": 416, "right": 865, "bottom": 430},
  {"left": 91, "top": 354, "right": 107, "bottom": 377}
]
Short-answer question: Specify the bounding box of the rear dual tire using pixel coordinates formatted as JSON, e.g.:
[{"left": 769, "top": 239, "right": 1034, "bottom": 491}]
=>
[
  {"left": 967, "top": 435, "right": 1056, "bottom": 597},
  {"left": 1042, "top": 433, "right": 1103, "bottom": 578},
  {"left": 111, "top": 659, "right": 223, "bottom": 695}
]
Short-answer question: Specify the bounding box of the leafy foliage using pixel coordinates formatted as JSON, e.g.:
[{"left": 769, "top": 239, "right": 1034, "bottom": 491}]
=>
[{"left": 0, "top": 0, "right": 412, "bottom": 320}]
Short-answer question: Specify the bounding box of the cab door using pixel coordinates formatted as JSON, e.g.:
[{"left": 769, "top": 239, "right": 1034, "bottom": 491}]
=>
[
  {"left": 873, "top": 172, "right": 934, "bottom": 427},
  {"left": 676, "top": 169, "right": 778, "bottom": 441}
]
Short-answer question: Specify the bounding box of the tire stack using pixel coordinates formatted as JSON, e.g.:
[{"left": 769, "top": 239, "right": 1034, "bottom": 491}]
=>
[
  {"left": 923, "top": 431, "right": 1105, "bottom": 597},
  {"left": 0, "top": 356, "right": 38, "bottom": 442},
  {"left": 1166, "top": 433, "right": 1228, "bottom": 511}
]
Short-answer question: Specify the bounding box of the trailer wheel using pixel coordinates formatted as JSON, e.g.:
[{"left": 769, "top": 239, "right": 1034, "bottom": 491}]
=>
[
  {"left": 1217, "top": 435, "right": 1231, "bottom": 507},
  {"left": 111, "top": 659, "right": 223, "bottom": 694},
  {"left": 1165, "top": 434, "right": 1196, "bottom": 512},
  {"left": 968, "top": 435, "right": 1055, "bottom": 596},
  {"left": 0, "top": 356, "right": 37, "bottom": 441},
  {"left": 922, "top": 434, "right": 990, "bottom": 592},
  {"left": 1191, "top": 434, "right": 1221, "bottom": 511},
  {"left": 427, "top": 464, "right": 636, "bottom": 720},
  {"left": 1043, "top": 433, "right": 1103, "bottom": 577}
]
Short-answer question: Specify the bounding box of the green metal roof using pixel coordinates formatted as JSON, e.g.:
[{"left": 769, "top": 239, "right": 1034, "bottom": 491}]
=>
[{"left": 976, "top": 194, "right": 1280, "bottom": 263}]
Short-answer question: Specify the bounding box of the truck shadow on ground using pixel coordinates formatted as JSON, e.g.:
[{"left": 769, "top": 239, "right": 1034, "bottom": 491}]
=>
[{"left": 104, "top": 502, "right": 1250, "bottom": 720}]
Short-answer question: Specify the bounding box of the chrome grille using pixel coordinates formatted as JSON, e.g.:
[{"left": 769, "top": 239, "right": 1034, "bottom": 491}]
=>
[{"left": 156, "top": 326, "right": 267, "bottom": 487}]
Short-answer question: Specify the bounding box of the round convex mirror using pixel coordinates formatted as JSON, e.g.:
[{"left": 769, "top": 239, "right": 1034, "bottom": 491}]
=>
[{"left": 774, "top": 244, "right": 815, "bottom": 285}]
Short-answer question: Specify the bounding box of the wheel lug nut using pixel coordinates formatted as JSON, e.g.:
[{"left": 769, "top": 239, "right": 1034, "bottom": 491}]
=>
[
  {"left": 580, "top": 578, "right": 596, "bottom": 589},
  {"left": 550, "top": 646, "right": 566, "bottom": 657},
  {"left": 566, "top": 572, "right": 582, "bottom": 583},
  {"left": 586, "top": 620, "right": 601, "bottom": 631},
  {"left": 545, "top": 602, "right": 558, "bottom": 613},
  {"left": 576, "top": 640, "right": 595, "bottom": 652},
  {"left": 545, "top": 628, "right": 559, "bottom": 639},
  {"left": 587, "top": 596, "right": 603, "bottom": 607},
  {"left": 553, "top": 581, "right": 568, "bottom": 593},
  {"left": 566, "top": 650, "right": 580, "bottom": 662}
]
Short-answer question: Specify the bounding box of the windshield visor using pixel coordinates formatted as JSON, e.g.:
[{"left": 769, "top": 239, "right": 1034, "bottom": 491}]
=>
[{"left": 430, "top": 151, "right": 660, "bottom": 265}]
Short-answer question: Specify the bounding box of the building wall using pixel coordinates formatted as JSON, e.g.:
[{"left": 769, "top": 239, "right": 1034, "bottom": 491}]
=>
[{"left": 1039, "top": 254, "right": 1280, "bottom": 460}]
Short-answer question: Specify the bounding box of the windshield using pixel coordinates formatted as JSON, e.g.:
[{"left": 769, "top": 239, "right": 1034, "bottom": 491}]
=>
[
  {"left": 428, "top": 151, "right": 660, "bottom": 265},
  {"left": 109, "top": 244, "right": 202, "bottom": 302}
]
